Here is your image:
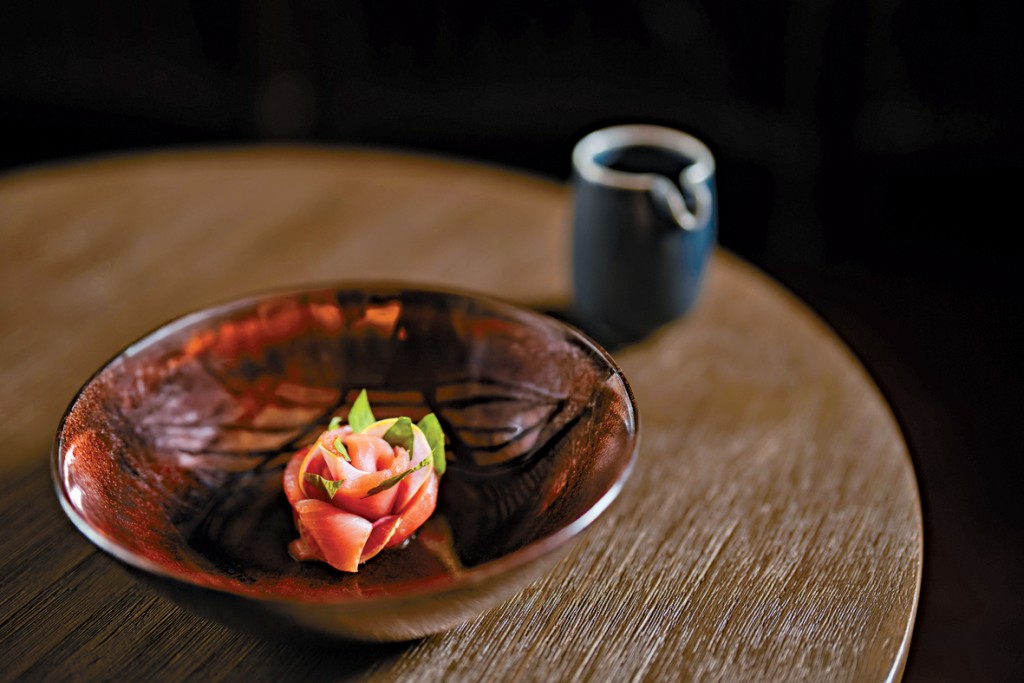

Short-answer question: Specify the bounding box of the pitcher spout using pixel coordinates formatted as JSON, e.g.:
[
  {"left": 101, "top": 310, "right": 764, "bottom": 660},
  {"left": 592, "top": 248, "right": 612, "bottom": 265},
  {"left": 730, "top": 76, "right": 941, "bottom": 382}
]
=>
[{"left": 572, "top": 124, "right": 715, "bottom": 232}]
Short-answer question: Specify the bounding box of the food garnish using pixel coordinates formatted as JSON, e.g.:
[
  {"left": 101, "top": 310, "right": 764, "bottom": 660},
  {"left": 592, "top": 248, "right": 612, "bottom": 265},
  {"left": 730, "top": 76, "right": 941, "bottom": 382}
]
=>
[{"left": 282, "top": 389, "right": 446, "bottom": 572}]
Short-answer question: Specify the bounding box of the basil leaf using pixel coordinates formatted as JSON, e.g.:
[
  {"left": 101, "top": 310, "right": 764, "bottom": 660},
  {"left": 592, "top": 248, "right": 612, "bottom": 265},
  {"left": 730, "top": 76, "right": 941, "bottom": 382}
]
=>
[
  {"left": 417, "top": 412, "right": 447, "bottom": 476},
  {"left": 303, "top": 472, "right": 345, "bottom": 499},
  {"left": 382, "top": 416, "right": 415, "bottom": 454},
  {"left": 348, "top": 389, "right": 375, "bottom": 433},
  {"left": 333, "top": 437, "right": 351, "bottom": 462},
  {"left": 327, "top": 416, "right": 342, "bottom": 431},
  {"left": 363, "top": 456, "right": 431, "bottom": 497}
]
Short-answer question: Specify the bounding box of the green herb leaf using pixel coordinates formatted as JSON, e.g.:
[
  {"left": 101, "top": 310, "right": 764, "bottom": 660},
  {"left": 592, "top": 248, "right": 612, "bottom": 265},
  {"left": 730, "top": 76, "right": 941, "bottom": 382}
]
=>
[
  {"left": 348, "top": 389, "right": 375, "bottom": 433},
  {"left": 327, "top": 416, "right": 342, "bottom": 431},
  {"left": 363, "top": 456, "right": 431, "bottom": 497},
  {"left": 382, "top": 416, "right": 415, "bottom": 454},
  {"left": 417, "top": 412, "right": 447, "bottom": 476},
  {"left": 333, "top": 437, "right": 351, "bottom": 461},
  {"left": 303, "top": 472, "right": 345, "bottom": 499}
]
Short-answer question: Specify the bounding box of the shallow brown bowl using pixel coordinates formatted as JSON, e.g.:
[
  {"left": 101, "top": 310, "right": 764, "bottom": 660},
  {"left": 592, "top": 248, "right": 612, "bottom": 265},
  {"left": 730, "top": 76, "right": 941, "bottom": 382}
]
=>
[{"left": 52, "top": 284, "right": 638, "bottom": 642}]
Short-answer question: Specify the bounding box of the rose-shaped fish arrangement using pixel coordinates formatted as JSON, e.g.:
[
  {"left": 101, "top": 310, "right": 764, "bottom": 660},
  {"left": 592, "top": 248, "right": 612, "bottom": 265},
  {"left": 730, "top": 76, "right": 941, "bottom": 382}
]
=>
[{"left": 283, "top": 390, "right": 446, "bottom": 572}]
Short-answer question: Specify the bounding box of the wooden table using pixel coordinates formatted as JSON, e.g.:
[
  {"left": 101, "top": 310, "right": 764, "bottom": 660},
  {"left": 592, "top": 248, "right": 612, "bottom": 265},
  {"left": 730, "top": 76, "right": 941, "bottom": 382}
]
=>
[{"left": 0, "top": 148, "right": 922, "bottom": 681}]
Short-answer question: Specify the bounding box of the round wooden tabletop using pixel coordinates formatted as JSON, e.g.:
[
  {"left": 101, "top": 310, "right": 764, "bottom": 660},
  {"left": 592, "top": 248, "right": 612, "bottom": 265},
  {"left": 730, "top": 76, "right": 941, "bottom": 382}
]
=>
[{"left": 0, "top": 147, "right": 922, "bottom": 682}]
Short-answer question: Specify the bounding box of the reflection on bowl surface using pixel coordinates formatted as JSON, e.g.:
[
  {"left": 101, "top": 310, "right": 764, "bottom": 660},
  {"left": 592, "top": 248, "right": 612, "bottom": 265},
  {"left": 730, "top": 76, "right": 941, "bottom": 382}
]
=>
[{"left": 53, "top": 284, "right": 638, "bottom": 641}]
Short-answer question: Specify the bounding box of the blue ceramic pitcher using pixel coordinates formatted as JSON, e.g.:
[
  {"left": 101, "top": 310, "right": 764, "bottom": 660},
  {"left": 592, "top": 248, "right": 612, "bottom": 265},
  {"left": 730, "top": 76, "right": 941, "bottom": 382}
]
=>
[{"left": 571, "top": 125, "right": 716, "bottom": 346}]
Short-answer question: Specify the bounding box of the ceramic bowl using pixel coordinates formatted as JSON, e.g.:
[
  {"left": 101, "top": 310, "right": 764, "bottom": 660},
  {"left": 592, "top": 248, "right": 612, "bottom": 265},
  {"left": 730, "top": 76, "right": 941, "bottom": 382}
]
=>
[{"left": 52, "top": 284, "right": 639, "bottom": 642}]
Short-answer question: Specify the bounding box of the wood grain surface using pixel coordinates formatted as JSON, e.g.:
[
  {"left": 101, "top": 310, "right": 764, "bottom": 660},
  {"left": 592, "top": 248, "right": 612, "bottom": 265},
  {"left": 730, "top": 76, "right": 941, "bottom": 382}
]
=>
[{"left": 0, "top": 147, "right": 922, "bottom": 682}]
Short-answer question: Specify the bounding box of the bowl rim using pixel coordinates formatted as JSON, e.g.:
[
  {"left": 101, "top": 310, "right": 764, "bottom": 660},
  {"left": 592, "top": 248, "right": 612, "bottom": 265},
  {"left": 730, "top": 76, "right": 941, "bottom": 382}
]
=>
[{"left": 51, "top": 281, "right": 640, "bottom": 606}]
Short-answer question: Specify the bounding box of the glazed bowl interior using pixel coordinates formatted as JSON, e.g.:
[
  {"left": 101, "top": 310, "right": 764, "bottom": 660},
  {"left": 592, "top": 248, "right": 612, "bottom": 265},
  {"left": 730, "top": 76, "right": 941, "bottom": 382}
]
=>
[{"left": 53, "top": 285, "right": 638, "bottom": 641}]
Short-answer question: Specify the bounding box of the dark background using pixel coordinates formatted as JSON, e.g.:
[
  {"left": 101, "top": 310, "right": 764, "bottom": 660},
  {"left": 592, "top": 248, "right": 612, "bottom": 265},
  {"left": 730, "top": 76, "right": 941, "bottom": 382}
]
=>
[{"left": 2, "top": 2, "right": 1021, "bottom": 680}]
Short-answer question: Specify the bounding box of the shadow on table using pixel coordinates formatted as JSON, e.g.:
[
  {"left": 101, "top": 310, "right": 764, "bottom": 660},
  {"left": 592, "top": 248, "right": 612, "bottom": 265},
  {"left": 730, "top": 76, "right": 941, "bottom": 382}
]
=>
[{"left": 533, "top": 305, "right": 632, "bottom": 354}]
